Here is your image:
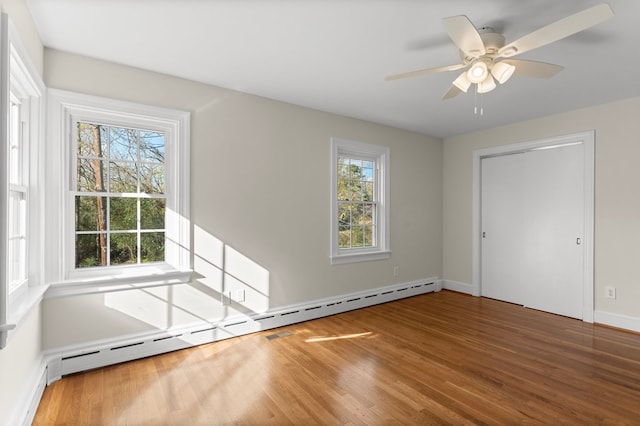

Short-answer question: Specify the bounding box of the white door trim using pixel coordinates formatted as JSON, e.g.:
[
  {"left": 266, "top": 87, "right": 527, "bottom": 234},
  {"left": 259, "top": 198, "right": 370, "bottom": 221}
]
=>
[{"left": 472, "top": 131, "right": 595, "bottom": 322}]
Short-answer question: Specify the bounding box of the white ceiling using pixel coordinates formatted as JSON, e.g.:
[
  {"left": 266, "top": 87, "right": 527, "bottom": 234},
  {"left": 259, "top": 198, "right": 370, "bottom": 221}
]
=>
[{"left": 26, "top": 0, "right": 639, "bottom": 138}]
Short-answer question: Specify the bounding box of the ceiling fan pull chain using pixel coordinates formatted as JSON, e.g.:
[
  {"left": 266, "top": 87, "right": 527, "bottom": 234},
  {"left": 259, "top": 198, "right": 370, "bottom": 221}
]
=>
[{"left": 474, "top": 87, "right": 478, "bottom": 115}]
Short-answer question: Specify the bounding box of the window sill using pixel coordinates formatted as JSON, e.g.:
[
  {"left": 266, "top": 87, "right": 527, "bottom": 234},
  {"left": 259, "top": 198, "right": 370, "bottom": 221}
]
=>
[
  {"left": 1, "top": 284, "right": 49, "bottom": 348},
  {"left": 330, "top": 250, "right": 391, "bottom": 265},
  {"left": 45, "top": 269, "right": 193, "bottom": 299}
]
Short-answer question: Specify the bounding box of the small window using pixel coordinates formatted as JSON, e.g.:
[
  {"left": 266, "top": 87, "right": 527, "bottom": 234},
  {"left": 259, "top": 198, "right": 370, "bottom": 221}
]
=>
[{"left": 330, "top": 138, "right": 390, "bottom": 264}]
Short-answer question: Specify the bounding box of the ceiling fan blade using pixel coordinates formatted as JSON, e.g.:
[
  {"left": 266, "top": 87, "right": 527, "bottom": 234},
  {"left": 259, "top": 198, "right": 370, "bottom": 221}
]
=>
[
  {"left": 443, "top": 15, "right": 486, "bottom": 58},
  {"left": 502, "top": 59, "right": 564, "bottom": 78},
  {"left": 442, "top": 85, "right": 462, "bottom": 100},
  {"left": 498, "top": 4, "right": 614, "bottom": 58},
  {"left": 385, "top": 63, "right": 466, "bottom": 81}
]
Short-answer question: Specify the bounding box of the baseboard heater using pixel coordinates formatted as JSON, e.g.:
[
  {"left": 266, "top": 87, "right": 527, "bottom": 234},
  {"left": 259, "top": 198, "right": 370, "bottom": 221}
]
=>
[{"left": 46, "top": 278, "right": 440, "bottom": 384}]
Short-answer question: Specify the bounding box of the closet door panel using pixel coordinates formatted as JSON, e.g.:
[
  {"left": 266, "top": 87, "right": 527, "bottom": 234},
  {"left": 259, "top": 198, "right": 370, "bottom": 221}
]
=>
[
  {"left": 481, "top": 154, "right": 525, "bottom": 305},
  {"left": 522, "top": 144, "right": 584, "bottom": 319}
]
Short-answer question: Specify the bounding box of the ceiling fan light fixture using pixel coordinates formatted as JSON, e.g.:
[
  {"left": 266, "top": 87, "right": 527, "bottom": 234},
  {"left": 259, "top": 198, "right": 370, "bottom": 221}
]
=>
[
  {"left": 467, "top": 61, "right": 488, "bottom": 83},
  {"left": 452, "top": 72, "right": 471, "bottom": 92},
  {"left": 477, "top": 75, "right": 496, "bottom": 93},
  {"left": 491, "top": 61, "right": 516, "bottom": 84}
]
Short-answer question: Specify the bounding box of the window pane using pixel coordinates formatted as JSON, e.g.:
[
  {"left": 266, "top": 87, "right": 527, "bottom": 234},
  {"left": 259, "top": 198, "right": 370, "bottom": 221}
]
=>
[
  {"left": 348, "top": 159, "right": 362, "bottom": 179},
  {"left": 139, "top": 163, "right": 165, "bottom": 194},
  {"left": 348, "top": 180, "right": 362, "bottom": 201},
  {"left": 9, "top": 102, "right": 21, "bottom": 184},
  {"left": 362, "top": 161, "right": 374, "bottom": 182},
  {"left": 338, "top": 158, "right": 349, "bottom": 179},
  {"left": 77, "top": 158, "right": 107, "bottom": 192},
  {"left": 74, "top": 119, "right": 168, "bottom": 270},
  {"left": 77, "top": 122, "right": 107, "bottom": 158},
  {"left": 8, "top": 236, "right": 27, "bottom": 286},
  {"left": 110, "top": 233, "right": 138, "bottom": 265},
  {"left": 8, "top": 191, "right": 23, "bottom": 237},
  {"left": 76, "top": 233, "right": 106, "bottom": 268},
  {"left": 351, "top": 203, "right": 364, "bottom": 226},
  {"left": 75, "top": 196, "right": 107, "bottom": 231},
  {"left": 139, "top": 131, "right": 165, "bottom": 163},
  {"left": 362, "top": 204, "right": 373, "bottom": 225},
  {"left": 109, "top": 127, "right": 138, "bottom": 161},
  {"left": 335, "top": 152, "right": 382, "bottom": 251},
  {"left": 364, "top": 225, "right": 374, "bottom": 247},
  {"left": 141, "top": 232, "right": 164, "bottom": 263},
  {"left": 109, "top": 161, "right": 138, "bottom": 193},
  {"left": 140, "top": 198, "right": 165, "bottom": 229},
  {"left": 337, "top": 177, "right": 349, "bottom": 201},
  {"left": 363, "top": 182, "right": 374, "bottom": 201},
  {"left": 338, "top": 203, "right": 351, "bottom": 226},
  {"left": 338, "top": 226, "right": 351, "bottom": 248},
  {"left": 110, "top": 197, "right": 137, "bottom": 230},
  {"left": 351, "top": 226, "right": 364, "bottom": 247}
]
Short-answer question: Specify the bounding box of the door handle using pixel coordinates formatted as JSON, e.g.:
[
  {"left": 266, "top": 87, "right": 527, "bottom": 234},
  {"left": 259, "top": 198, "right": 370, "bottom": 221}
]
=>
[
  {"left": 576, "top": 238, "right": 581, "bottom": 245},
  {"left": 482, "top": 232, "right": 486, "bottom": 238}
]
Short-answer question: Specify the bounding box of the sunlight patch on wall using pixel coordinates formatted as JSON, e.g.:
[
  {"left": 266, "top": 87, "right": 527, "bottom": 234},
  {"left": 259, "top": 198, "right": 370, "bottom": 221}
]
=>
[
  {"left": 194, "top": 225, "right": 270, "bottom": 315},
  {"left": 103, "top": 225, "right": 271, "bottom": 330}
]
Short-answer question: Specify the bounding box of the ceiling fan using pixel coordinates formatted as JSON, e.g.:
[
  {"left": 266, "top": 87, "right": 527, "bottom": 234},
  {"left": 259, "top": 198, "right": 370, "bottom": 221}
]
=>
[{"left": 385, "top": 3, "right": 614, "bottom": 99}]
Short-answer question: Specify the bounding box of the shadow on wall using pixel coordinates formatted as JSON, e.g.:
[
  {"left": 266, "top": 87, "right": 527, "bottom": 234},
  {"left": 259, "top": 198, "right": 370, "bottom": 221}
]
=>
[{"left": 103, "top": 225, "right": 270, "bottom": 330}]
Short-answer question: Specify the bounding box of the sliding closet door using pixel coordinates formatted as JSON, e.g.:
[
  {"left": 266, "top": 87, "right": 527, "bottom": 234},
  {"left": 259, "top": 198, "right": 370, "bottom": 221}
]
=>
[
  {"left": 480, "top": 153, "right": 525, "bottom": 305},
  {"left": 522, "top": 143, "right": 584, "bottom": 318},
  {"left": 480, "top": 143, "right": 585, "bottom": 319}
]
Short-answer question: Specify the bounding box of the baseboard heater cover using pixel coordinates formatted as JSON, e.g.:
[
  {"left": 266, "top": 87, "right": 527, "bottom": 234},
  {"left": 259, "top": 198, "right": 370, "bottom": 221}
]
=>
[{"left": 46, "top": 278, "right": 440, "bottom": 384}]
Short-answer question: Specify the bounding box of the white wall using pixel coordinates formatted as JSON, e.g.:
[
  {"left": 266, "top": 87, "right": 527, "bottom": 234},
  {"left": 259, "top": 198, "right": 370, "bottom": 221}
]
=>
[
  {"left": 41, "top": 49, "right": 443, "bottom": 348},
  {"left": 443, "top": 96, "right": 640, "bottom": 319}
]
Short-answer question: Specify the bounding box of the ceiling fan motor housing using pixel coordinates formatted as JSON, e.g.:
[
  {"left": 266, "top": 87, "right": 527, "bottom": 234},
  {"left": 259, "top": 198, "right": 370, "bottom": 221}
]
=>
[{"left": 462, "top": 29, "right": 505, "bottom": 63}]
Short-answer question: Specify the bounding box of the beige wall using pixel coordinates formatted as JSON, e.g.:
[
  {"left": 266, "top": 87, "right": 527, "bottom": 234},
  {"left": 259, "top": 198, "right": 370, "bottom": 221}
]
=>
[
  {"left": 42, "top": 49, "right": 443, "bottom": 348},
  {"left": 1, "top": 0, "right": 43, "bottom": 74},
  {"left": 0, "top": 306, "right": 42, "bottom": 422},
  {"left": 443, "top": 96, "right": 640, "bottom": 318}
]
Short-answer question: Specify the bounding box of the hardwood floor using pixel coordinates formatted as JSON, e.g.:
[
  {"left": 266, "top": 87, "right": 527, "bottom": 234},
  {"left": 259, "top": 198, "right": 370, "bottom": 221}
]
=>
[{"left": 34, "top": 290, "right": 640, "bottom": 425}]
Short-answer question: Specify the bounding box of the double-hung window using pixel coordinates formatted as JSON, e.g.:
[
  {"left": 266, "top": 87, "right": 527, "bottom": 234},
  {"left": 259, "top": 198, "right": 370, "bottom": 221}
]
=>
[
  {"left": 1, "top": 13, "right": 45, "bottom": 348},
  {"left": 47, "top": 90, "right": 191, "bottom": 293},
  {"left": 330, "top": 138, "right": 390, "bottom": 264},
  {"left": 8, "top": 94, "right": 27, "bottom": 293},
  {"left": 74, "top": 122, "right": 166, "bottom": 268}
]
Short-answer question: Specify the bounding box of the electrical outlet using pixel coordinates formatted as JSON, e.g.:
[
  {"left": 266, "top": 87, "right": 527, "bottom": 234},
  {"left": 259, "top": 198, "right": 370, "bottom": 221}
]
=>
[
  {"left": 393, "top": 266, "right": 399, "bottom": 277},
  {"left": 605, "top": 286, "right": 616, "bottom": 300}
]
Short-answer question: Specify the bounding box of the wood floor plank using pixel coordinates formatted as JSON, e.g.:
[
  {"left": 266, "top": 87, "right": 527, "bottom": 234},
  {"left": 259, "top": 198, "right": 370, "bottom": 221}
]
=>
[{"left": 33, "top": 291, "right": 640, "bottom": 425}]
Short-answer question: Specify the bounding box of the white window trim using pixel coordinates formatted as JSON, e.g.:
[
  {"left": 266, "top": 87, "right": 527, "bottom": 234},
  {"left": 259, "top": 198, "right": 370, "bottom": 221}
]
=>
[
  {"left": 46, "top": 89, "right": 191, "bottom": 297},
  {"left": 1, "top": 13, "right": 46, "bottom": 348},
  {"left": 330, "top": 137, "right": 390, "bottom": 265}
]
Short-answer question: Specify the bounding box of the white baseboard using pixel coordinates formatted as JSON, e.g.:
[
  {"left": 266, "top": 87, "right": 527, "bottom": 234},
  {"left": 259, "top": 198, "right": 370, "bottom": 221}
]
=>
[
  {"left": 442, "top": 279, "right": 478, "bottom": 296},
  {"left": 7, "top": 357, "right": 47, "bottom": 426},
  {"left": 45, "top": 277, "right": 440, "bottom": 384},
  {"left": 594, "top": 310, "right": 640, "bottom": 333}
]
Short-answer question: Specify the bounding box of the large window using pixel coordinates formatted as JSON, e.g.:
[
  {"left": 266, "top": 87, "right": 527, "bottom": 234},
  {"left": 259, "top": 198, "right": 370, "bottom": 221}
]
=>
[
  {"left": 8, "top": 94, "right": 28, "bottom": 292},
  {"left": 47, "top": 90, "right": 191, "bottom": 290},
  {"left": 74, "top": 122, "right": 166, "bottom": 268},
  {"left": 330, "top": 138, "right": 390, "bottom": 264}
]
